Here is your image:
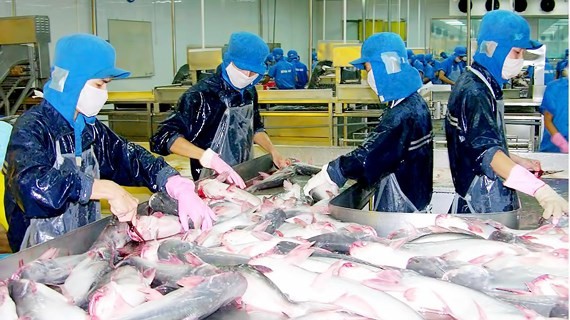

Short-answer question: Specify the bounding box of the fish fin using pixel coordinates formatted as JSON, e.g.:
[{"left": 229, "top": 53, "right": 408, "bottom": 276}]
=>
[
  {"left": 389, "top": 238, "right": 408, "bottom": 250},
  {"left": 332, "top": 293, "right": 377, "bottom": 318},
  {"left": 142, "top": 268, "right": 156, "bottom": 285},
  {"left": 194, "top": 229, "right": 211, "bottom": 246},
  {"left": 467, "top": 252, "right": 503, "bottom": 264},
  {"left": 183, "top": 253, "right": 205, "bottom": 266},
  {"left": 363, "top": 270, "right": 403, "bottom": 291},
  {"left": 249, "top": 264, "right": 272, "bottom": 274},
  {"left": 177, "top": 276, "right": 205, "bottom": 288},
  {"left": 283, "top": 242, "right": 314, "bottom": 265},
  {"left": 251, "top": 220, "right": 271, "bottom": 232},
  {"left": 252, "top": 231, "right": 273, "bottom": 241},
  {"left": 152, "top": 212, "right": 165, "bottom": 218},
  {"left": 161, "top": 255, "right": 186, "bottom": 265},
  {"left": 139, "top": 287, "right": 164, "bottom": 301},
  {"left": 313, "top": 260, "right": 350, "bottom": 288}
]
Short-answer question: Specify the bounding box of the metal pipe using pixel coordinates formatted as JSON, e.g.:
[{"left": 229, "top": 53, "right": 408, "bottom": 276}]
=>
[
  {"left": 361, "top": 0, "right": 366, "bottom": 40},
  {"left": 467, "top": 0, "right": 472, "bottom": 65},
  {"left": 322, "top": 0, "right": 326, "bottom": 40},
  {"left": 259, "top": 0, "right": 263, "bottom": 37},
  {"left": 90, "top": 0, "right": 97, "bottom": 35},
  {"left": 406, "top": 0, "right": 410, "bottom": 45},
  {"left": 171, "top": 0, "right": 177, "bottom": 76},
  {"left": 11, "top": 0, "right": 16, "bottom": 16},
  {"left": 200, "top": 0, "right": 205, "bottom": 48},
  {"left": 372, "top": 0, "right": 376, "bottom": 34},
  {"left": 417, "top": 0, "right": 420, "bottom": 47},
  {"left": 272, "top": 0, "right": 277, "bottom": 44},
  {"left": 397, "top": 0, "right": 401, "bottom": 37},
  {"left": 309, "top": 0, "right": 313, "bottom": 72},
  {"left": 343, "top": 0, "right": 347, "bottom": 42},
  {"left": 387, "top": 0, "right": 391, "bottom": 32}
]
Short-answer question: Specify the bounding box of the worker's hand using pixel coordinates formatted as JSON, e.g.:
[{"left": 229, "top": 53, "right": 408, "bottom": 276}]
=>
[
  {"left": 271, "top": 150, "right": 291, "bottom": 169},
  {"left": 534, "top": 184, "right": 569, "bottom": 221},
  {"left": 303, "top": 164, "right": 339, "bottom": 198},
  {"left": 165, "top": 175, "right": 217, "bottom": 231},
  {"left": 514, "top": 156, "right": 542, "bottom": 178},
  {"left": 551, "top": 133, "right": 569, "bottom": 153},
  {"left": 107, "top": 183, "right": 139, "bottom": 223},
  {"left": 200, "top": 148, "right": 245, "bottom": 189}
]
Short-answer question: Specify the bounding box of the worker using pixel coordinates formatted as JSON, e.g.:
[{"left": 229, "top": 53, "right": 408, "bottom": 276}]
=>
[
  {"left": 266, "top": 48, "right": 296, "bottom": 90},
  {"left": 264, "top": 53, "right": 275, "bottom": 69},
  {"left": 440, "top": 51, "right": 448, "bottom": 59},
  {"left": 312, "top": 49, "right": 318, "bottom": 70},
  {"left": 287, "top": 50, "right": 309, "bottom": 89},
  {"left": 150, "top": 32, "right": 289, "bottom": 183},
  {"left": 304, "top": 32, "right": 433, "bottom": 213},
  {"left": 425, "top": 54, "right": 442, "bottom": 84},
  {"left": 438, "top": 46, "right": 467, "bottom": 85},
  {"left": 539, "top": 70, "right": 568, "bottom": 153},
  {"left": 408, "top": 50, "right": 425, "bottom": 84},
  {"left": 556, "top": 49, "right": 568, "bottom": 79},
  {"left": 3, "top": 34, "right": 216, "bottom": 252},
  {"left": 415, "top": 54, "right": 431, "bottom": 84},
  {"left": 445, "top": 10, "right": 568, "bottom": 221}
]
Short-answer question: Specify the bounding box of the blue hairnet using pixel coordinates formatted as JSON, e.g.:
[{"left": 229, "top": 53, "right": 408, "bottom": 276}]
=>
[
  {"left": 440, "top": 51, "right": 448, "bottom": 59},
  {"left": 265, "top": 53, "right": 275, "bottom": 64},
  {"left": 272, "top": 48, "right": 284, "bottom": 61},
  {"left": 43, "top": 33, "right": 130, "bottom": 157},
  {"left": 425, "top": 54, "right": 434, "bottom": 62},
  {"left": 223, "top": 32, "right": 269, "bottom": 75},
  {"left": 474, "top": 10, "right": 541, "bottom": 84},
  {"left": 350, "top": 33, "right": 422, "bottom": 102},
  {"left": 453, "top": 46, "right": 467, "bottom": 57},
  {"left": 407, "top": 49, "right": 415, "bottom": 59},
  {"left": 415, "top": 54, "right": 425, "bottom": 64},
  {"left": 287, "top": 50, "right": 299, "bottom": 61}
]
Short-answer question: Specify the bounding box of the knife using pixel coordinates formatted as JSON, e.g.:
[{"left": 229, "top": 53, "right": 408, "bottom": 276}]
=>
[{"left": 531, "top": 170, "right": 564, "bottom": 178}]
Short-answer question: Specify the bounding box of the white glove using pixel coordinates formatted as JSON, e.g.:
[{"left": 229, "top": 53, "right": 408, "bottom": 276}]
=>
[
  {"left": 303, "top": 164, "right": 340, "bottom": 199},
  {"left": 534, "top": 184, "right": 569, "bottom": 220}
]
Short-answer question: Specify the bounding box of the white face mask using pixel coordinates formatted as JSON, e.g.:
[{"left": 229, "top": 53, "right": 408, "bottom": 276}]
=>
[
  {"left": 502, "top": 57, "right": 524, "bottom": 79},
  {"left": 367, "top": 70, "right": 379, "bottom": 96},
  {"left": 226, "top": 63, "right": 258, "bottom": 89},
  {"left": 76, "top": 83, "right": 108, "bottom": 117}
]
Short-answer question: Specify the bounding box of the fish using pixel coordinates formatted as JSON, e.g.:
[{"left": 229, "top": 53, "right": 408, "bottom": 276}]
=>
[
  {"left": 199, "top": 178, "right": 262, "bottom": 208},
  {"left": 148, "top": 192, "right": 179, "bottom": 216},
  {"left": 246, "top": 166, "right": 296, "bottom": 193},
  {"left": 485, "top": 292, "right": 569, "bottom": 318},
  {"left": 90, "top": 218, "right": 132, "bottom": 251},
  {"left": 88, "top": 266, "right": 161, "bottom": 319},
  {"left": 61, "top": 248, "right": 114, "bottom": 307},
  {"left": 120, "top": 256, "right": 220, "bottom": 293},
  {"left": 223, "top": 264, "right": 339, "bottom": 317},
  {"left": 157, "top": 239, "right": 250, "bottom": 266},
  {"left": 329, "top": 261, "right": 539, "bottom": 319},
  {"left": 15, "top": 251, "right": 88, "bottom": 285},
  {"left": 111, "top": 272, "right": 247, "bottom": 320},
  {"left": 130, "top": 212, "right": 183, "bottom": 242},
  {"left": 307, "top": 231, "right": 374, "bottom": 254},
  {"left": 290, "top": 162, "right": 322, "bottom": 176},
  {"left": 0, "top": 281, "right": 17, "bottom": 320},
  {"left": 9, "top": 279, "right": 90, "bottom": 319},
  {"left": 248, "top": 245, "right": 423, "bottom": 320}
]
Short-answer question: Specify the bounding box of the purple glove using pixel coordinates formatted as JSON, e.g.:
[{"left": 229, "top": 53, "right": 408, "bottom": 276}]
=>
[
  {"left": 165, "top": 175, "right": 217, "bottom": 231},
  {"left": 199, "top": 148, "right": 246, "bottom": 188},
  {"left": 551, "top": 133, "right": 569, "bottom": 153}
]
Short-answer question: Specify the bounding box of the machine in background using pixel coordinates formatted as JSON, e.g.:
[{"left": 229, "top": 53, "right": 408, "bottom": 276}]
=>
[{"left": 0, "top": 16, "right": 51, "bottom": 116}]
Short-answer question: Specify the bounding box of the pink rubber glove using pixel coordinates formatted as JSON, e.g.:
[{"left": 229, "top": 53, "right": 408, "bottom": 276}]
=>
[
  {"left": 199, "top": 148, "right": 246, "bottom": 188},
  {"left": 504, "top": 165, "right": 545, "bottom": 196},
  {"left": 165, "top": 175, "right": 217, "bottom": 231},
  {"left": 551, "top": 133, "right": 569, "bottom": 153}
]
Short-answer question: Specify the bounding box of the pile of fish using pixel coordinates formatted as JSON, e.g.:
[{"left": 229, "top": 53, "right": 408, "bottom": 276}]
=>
[{"left": 0, "top": 165, "right": 568, "bottom": 319}]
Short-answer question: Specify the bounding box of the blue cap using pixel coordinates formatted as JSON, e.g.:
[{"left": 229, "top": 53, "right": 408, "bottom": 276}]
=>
[
  {"left": 477, "top": 10, "right": 541, "bottom": 50},
  {"left": 287, "top": 50, "right": 299, "bottom": 60},
  {"left": 415, "top": 54, "right": 425, "bottom": 63},
  {"left": 223, "top": 32, "right": 269, "bottom": 75},
  {"left": 407, "top": 49, "right": 414, "bottom": 59},
  {"left": 454, "top": 46, "right": 467, "bottom": 57},
  {"left": 425, "top": 53, "right": 434, "bottom": 62},
  {"left": 440, "top": 51, "right": 448, "bottom": 59},
  {"left": 350, "top": 32, "right": 421, "bottom": 102}
]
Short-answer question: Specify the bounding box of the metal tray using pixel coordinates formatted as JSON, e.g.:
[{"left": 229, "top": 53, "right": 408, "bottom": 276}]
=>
[{"left": 329, "top": 183, "right": 520, "bottom": 238}]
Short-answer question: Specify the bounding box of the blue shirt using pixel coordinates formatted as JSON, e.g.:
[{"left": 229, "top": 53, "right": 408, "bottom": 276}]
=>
[
  {"left": 439, "top": 57, "right": 466, "bottom": 83},
  {"left": 539, "top": 77, "right": 569, "bottom": 152},
  {"left": 291, "top": 60, "right": 308, "bottom": 89},
  {"left": 268, "top": 60, "right": 296, "bottom": 89}
]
